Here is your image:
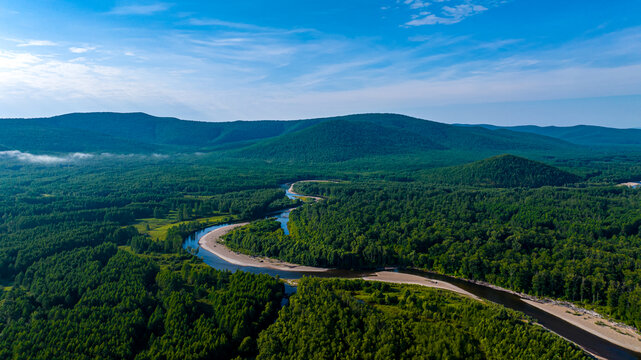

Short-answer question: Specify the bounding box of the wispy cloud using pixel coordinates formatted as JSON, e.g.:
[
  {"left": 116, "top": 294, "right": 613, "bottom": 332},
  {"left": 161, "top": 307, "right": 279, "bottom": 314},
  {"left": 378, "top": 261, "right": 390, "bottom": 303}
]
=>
[
  {"left": 0, "top": 151, "right": 175, "bottom": 164},
  {"left": 404, "top": 0, "right": 430, "bottom": 10},
  {"left": 17, "top": 40, "right": 58, "bottom": 47},
  {"left": 402, "top": 1, "right": 492, "bottom": 26},
  {"left": 0, "top": 150, "right": 93, "bottom": 164},
  {"left": 108, "top": 3, "right": 171, "bottom": 16},
  {"left": 188, "top": 18, "right": 271, "bottom": 31},
  {"left": 1, "top": 7, "right": 640, "bottom": 126}
]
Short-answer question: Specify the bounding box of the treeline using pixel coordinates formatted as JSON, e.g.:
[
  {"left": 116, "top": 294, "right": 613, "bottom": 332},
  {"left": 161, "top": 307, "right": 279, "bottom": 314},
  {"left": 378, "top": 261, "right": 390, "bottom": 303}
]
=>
[
  {"left": 180, "top": 188, "right": 297, "bottom": 220},
  {"left": 257, "top": 278, "right": 588, "bottom": 359},
  {"left": 226, "top": 181, "right": 641, "bottom": 328},
  {"left": 2, "top": 187, "right": 292, "bottom": 233}
]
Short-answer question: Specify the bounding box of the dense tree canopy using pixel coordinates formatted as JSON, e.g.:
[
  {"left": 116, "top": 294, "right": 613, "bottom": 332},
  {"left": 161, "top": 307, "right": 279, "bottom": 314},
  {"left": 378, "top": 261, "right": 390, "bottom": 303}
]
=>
[
  {"left": 2, "top": 149, "right": 640, "bottom": 359},
  {"left": 0, "top": 161, "right": 293, "bottom": 359},
  {"left": 226, "top": 180, "right": 641, "bottom": 328},
  {"left": 258, "top": 278, "right": 589, "bottom": 360}
]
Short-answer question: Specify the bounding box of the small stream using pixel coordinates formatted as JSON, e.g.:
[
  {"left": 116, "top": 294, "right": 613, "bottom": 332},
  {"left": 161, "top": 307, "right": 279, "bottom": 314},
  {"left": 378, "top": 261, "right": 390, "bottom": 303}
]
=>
[{"left": 183, "top": 183, "right": 641, "bottom": 360}]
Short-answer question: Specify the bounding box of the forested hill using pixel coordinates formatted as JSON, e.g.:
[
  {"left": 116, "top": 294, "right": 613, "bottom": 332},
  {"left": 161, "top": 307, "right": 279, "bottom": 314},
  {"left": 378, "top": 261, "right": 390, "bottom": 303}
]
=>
[
  {"left": 0, "top": 112, "right": 575, "bottom": 159},
  {"left": 422, "top": 154, "right": 582, "bottom": 187},
  {"left": 234, "top": 114, "right": 576, "bottom": 162},
  {"left": 233, "top": 119, "right": 446, "bottom": 162}
]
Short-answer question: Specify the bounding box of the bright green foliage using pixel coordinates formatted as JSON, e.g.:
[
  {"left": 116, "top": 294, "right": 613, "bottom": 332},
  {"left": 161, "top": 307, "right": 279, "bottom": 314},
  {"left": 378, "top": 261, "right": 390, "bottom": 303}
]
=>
[
  {"left": 226, "top": 181, "right": 641, "bottom": 328},
  {"left": 0, "top": 161, "right": 293, "bottom": 359},
  {"left": 0, "top": 160, "right": 296, "bottom": 278},
  {"left": 1, "top": 129, "right": 640, "bottom": 360},
  {"left": 257, "top": 278, "right": 589, "bottom": 360},
  {"left": 0, "top": 245, "right": 283, "bottom": 360}
]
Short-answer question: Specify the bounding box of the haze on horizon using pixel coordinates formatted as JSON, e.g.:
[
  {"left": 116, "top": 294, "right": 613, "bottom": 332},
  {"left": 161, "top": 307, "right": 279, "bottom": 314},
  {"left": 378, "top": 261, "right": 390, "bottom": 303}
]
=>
[{"left": 0, "top": 1, "right": 640, "bottom": 127}]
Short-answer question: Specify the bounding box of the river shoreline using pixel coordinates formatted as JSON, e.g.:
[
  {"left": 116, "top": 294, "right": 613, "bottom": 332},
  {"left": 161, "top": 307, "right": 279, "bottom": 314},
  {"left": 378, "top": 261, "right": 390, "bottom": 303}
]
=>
[
  {"left": 361, "top": 271, "right": 478, "bottom": 299},
  {"left": 199, "top": 223, "right": 641, "bottom": 352},
  {"left": 198, "top": 222, "right": 641, "bottom": 355},
  {"left": 523, "top": 299, "right": 641, "bottom": 353},
  {"left": 412, "top": 270, "right": 641, "bottom": 355},
  {"left": 287, "top": 181, "right": 326, "bottom": 201},
  {"left": 198, "top": 222, "right": 330, "bottom": 273},
  {"left": 423, "top": 271, "right": 641, "bottom": 353},
  {"left": 191, "top": 180, "right": 641, "bottom": 359},
  {"left": 198, "top": 222, "right": 479, "bottom": 298}
]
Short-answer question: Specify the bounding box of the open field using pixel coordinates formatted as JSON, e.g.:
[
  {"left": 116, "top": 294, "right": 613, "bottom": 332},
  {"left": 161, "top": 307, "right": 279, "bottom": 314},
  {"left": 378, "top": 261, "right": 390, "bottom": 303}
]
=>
[{"left": 134, "top": 213, "right": 236, "bottom": 240}]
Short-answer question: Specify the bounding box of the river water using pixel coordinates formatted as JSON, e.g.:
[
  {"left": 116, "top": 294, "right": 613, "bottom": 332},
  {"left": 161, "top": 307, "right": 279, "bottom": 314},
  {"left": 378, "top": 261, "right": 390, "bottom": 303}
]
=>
[{"left": 183, "top": 184, "right": 641, "bottom": 360}]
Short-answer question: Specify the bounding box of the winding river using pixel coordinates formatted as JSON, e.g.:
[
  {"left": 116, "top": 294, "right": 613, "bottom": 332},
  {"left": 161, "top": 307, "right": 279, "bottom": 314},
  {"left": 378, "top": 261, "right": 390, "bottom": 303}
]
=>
[{"left": 183, "top": 183, "right": 641, "bottom": 360}]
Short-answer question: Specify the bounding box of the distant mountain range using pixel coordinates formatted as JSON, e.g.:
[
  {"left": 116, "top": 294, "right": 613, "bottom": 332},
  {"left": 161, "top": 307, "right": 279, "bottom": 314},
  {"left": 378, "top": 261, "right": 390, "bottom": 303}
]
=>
[
  {"left": 0, "top": 113, "right": 322, "bottom": 153},
  {"left": 456, "top": 123, "right": 641, "bottom": 147},
  {"left": 0, "top": 112, "right": 638, "bottom": 164}
]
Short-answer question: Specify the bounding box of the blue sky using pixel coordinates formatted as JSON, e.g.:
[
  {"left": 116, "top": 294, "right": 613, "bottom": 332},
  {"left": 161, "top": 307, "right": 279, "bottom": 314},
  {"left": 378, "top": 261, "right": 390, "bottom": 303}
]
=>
[{"left": 0, "top": 1, "right": 640, "bottom": 127}]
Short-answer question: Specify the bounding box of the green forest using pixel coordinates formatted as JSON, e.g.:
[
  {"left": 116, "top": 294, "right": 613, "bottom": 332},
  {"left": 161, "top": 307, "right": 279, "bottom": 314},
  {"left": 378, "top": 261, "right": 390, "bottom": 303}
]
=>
[
  {"left": 0, "top": 160, "right": 302, "bottom": 359},
  {"left": 225, "top": 180, "right": 641, "bottom": 329},
  {"left": 0, "top": 155, "right": 607, "bottom": 359},
  {"left": 257, "top": 278, "right": 589, "bottom": 360},
  {"left": 3, "top": 113, "right": 641, "bottom": 358}
]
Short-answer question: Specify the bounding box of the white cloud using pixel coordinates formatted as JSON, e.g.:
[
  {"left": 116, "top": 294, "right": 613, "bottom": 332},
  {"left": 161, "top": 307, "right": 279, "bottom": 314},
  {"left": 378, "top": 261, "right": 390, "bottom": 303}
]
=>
[
  {"left": 406, "top": 13, "right": 460, "bottom": 25},
  {"left": 0, "top": 151, "right": 93, "bottom": 164},
  {"left": 0, "top": 50, "right": 160, "bottom": 103},
  {"left": 0, "top": 17, "right": 640, "bottom": 126},
  {"left": 17, "top": 40, "right": 58, "bottom": 47},
  {"left": 69, "top": 46, "right": 96, "bottom": 54},
  {"left": 108, "top": 3, "right": 171, "bottom": 16},
  {"left": 0, "top": 50, "right": 41, "bottom": 69},
  {"left": 284, "top": 64, "right": 641, "bottom": 109}
]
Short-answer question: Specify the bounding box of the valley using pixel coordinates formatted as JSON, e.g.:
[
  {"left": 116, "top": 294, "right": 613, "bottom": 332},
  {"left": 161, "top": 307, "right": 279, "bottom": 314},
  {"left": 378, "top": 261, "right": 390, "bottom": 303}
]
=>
[
  {"left": 2, "top": 113, "right": 641, "bottom": 359},
  {"left": 4, "top": 2, "right": 640, "bottom": 358}
]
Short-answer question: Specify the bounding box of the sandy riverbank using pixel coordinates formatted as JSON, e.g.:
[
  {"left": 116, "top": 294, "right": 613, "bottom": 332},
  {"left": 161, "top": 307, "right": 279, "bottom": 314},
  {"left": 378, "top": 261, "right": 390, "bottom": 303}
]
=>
[
  {"left": 198, "top": 179, "right": 641, "bottom": 356},
  {"left": 459, "top": 277, "right": 641, "bottom": 353},
  {"left": 523, "top": 299, "right": 641, "bottom": 353},
  {"left": 287, "top": 182, "right": 324, "bottom": 201},
  {"left": 361, "top": 271, "right": 479, "bottom": 299},
  {"left": 199, "top": 224, "right": 641, "bottom": 355},
  {"left": 198, "top": 223, "right": 329, "bottom": 272},
  {"left": 199, "top": 224, "right": 478, "bottom": 298},
  {"left": 365, "top": 272, "right": 641, "bottom": 355},
  {"left": 360, "top": 272, "right": 641, "bottom": 356}
]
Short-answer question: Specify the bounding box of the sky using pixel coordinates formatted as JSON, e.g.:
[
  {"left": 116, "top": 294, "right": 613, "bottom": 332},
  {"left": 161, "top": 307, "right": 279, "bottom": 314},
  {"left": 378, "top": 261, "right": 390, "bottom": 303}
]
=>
[{"left": 0, "top": 1, "right": 640, "bottom": 127}]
